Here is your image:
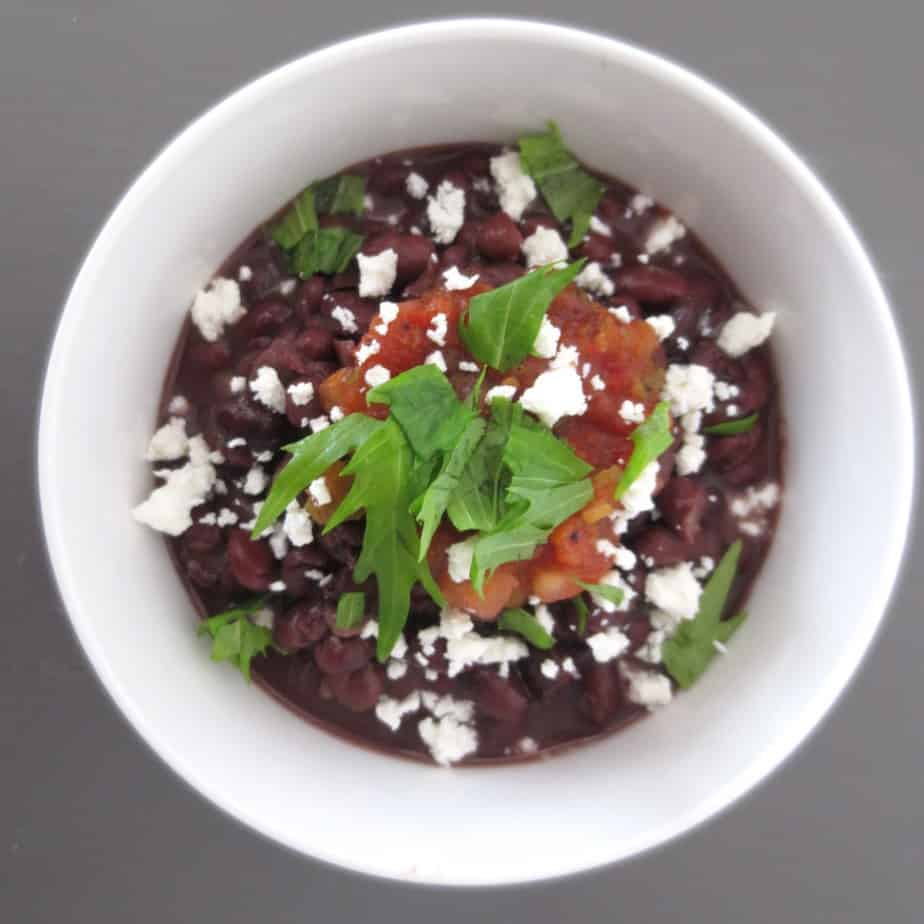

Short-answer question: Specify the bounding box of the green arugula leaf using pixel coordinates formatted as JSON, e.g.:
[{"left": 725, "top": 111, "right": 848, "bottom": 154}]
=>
[
  {"left": 196, "top": 599, "right": 275, "bottom": 682},
  {"left": 469, "top": 524, "right": 549, "bottom": 594},
  {"left": 615, "top": 401, "right": 674, "bottom": 500},
  {"left": 324, "top": 419, "right": 429, "bottom": 661},
  {"left": 413, "top": 417, "right": 487, "bottom": 559},
  {"left": 575, "top": 579, "right": 624, "bottom": 607},
  {"left": 573, "top": 595, "right": 589, "bottom": 636},
  {"left": 703, "top": 413, "right": 759, "bottom": 436},
  {"left": 270, "top": 187, "right": 318, "bottom": 250},
  {"left": 252, "top": 414, "right": 382, "bottom": 537},
  {"left": 292, "top": 226, "right": 364, "bottom": 278},
  {"left": 446, "top": 399, "right": 518, "bottom": 533},
  {"left": 498, "top": 608, "right": 555, "bottom": 650},
  {"left": 367, "top": 364, "right": 475, "bottom": 459},
  {"left": 335, "top": 592, "right": 366, "bottom": 630},
  {"left": 518, "top": 121, "right": 606, "bottom": 246},
  {"left": 312, "top": 174, "right": 366, "bottom": 216},
  {"left": 662, "top": 540, "right": 747, "bottom": 688},
  {"left": 458, "top": 261, "right": 585, "bottom": 372}
]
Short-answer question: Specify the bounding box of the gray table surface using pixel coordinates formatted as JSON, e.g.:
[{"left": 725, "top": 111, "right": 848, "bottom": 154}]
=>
[{"left": 3, "top": 1, "right": 922, "bottom": 920}]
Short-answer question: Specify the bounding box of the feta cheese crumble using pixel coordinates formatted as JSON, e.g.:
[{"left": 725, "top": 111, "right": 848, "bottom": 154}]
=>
[
  {"left": 586, "top": 627, "right": 630, "bottom": 663},
  {"left": 621, "top": 663, "right": 673, "bottom": 707},
  {"left": 405, "top": 171, "right": 429, "bottom": 199},
  {"left": 364, "top": 364, "right": 391, "bottom": 388},
  {"left": 489, "top": 151, "right": 536, "bottom": 220},
  {"left": 645, "top": 562, "right": 702, "bottom": 621},
  {"left": 375, "top": 301, "right": 399, "bottom": 336},
  {"left": 249, "top": 366, "right": 286, "bottom": 414},
  {"left": 575, "top": 261, "right": 615, "bottom": 297},
  {"left": 287, "top": 381, "right": 314, "bottom": 406},
  {"left": 661, "top": 363, "right": 715, "bottom": 416},
  {"left": 589, "top": 215, "right": 612, "bottom": 236},
  {"left": 442, "top": 266, "right": 479, "bottom": 291},
  {"left": 532, "top": 317, "right": 561, "bottom": 358},
  {"left": 375, "top": 691, "right": 421, "bottom": 732},
  {"left": 331, "top": 305, "right": 358, "bottom": 333},
  {"left": 458, "top": 360, "right": 480, "bottom": 373},
  {"left": 427, "top": 181, "right": 466, "bottom": 244},
  {"left": 357, "top": 249, "right": 398, "bottom": 298},
  {"left": 718, "top": 311, "right": 776, "bottom": 357},
  {"left": 588, "top": 570, "right": 636, "bottom": 613},
  {"left": 190, "top": 278, "right": 245, "bottom": 342},
  {"left": 646, "top": 314, "right": 676, "bottom": 341},
  {"left": 418, "top": 694, "right": 478, "bottom": 766},
  {"left": 242, "top": 465, "right": 268, "bottom": 496},
  {"left": 446, "top": 539, "right": 476, "bottom": 583},
  {"left": 485, "top": 384, "right": 516, "bottom": 403},
  {"left": 425, "top": 350, "right": 447, "bottom": 372},
  {"left": 645, "top": 215, "right": 686, "bottom": 254},
  {"left": 354, "top": 339, "right": 381, "bottom": 366},
  {"left": 282, "top": 501, "right": 313, "bottom": 547},
  {"left": 426, "top": 312, "right": 448, "bottom": 346},
  {"left": 619, "top": 400, "right": 646, "bottom": 424},
  {"left": 308, "top": 477, "right": 332, "bottom": 507},
  {"left": 229, "top": 375, "right": 246, "bottom": 395},
  {"left": 145, "top": 417, "right": 188, "bottom": 462},
  {"left": 521, "top": 227, "right": 568, "bottom": 268},
  {"left": 609, "top": 305, "right": 632, "bottom": 324}
]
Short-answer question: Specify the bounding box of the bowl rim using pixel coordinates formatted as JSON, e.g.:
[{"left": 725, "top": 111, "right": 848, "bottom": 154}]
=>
[{"left": 37, "top": 16, "right": 916, "bottom": 884}]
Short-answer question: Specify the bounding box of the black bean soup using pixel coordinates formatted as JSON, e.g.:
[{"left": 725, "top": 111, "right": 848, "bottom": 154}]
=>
[{"left": 134, "top": 139, "right": 783, "bottom": 766}]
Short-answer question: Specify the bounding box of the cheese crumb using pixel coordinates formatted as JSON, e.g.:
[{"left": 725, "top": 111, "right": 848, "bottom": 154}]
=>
[
  {"left": 190, "top": 278, "right": 245, "bottom": 342},
  {"left": 661, "top": 363, "right": 715, "bottom": 415},
  {"left": 522, "top": 227, "right": 568, "bottom": 268},
  {"left": 589, "top": 215, "right": 612, "bottom": 236},
  {"left": 458, "top": 360, "right": 480, "bottom": 373},
  {"left": 308, "top": 477, "right": 332, "bottom": 507},
  {"left": 619, "top": 400, "right": 646, "bottom": 424},
  {"left": 645, "top": 562, "right": 702, "bottom": 621},
  {"left": 424, "top": 350, "right": 447, "bottom": 372},
  {"left": 229, "top": 375, "right": 246, "bottom": 395},
  {"left": 145, "top": 417, "right": 188, "bottom": 462},
  {"left": 532, "top": 317, "right": 562, "bottom": 358},
  {"left": 364, "top": 364, "right": 391, "bottom": 388},
  {"left": 355, "top": 339, "right": 381, "bottom": 366},
  {"left": 442, "top": 266, "right": 479, "bottom": 291},
  {"left": 427, "top": 181, "right": 466, "bottom": 244},
  {"left": 590, "top": 374, "right": 606, "bottom": 391},
  {"left": 282, "top": 501, "right": 313, "bottom": 547},
  {"left": 645, "top": 215, "right": 686, "bottom": 253},
  {"left": 357, "top": 249, "right": 398, "bottom": 298},
  {"left": 249, "top": 366, "right": 286, "bottom": 414},
  {"left": 308, "top": 415, "right": 330, "bottom": 433},
  {"left": 575, "top": 261, "right": 615, "bottom": 296},
  {"left": 375, "top": 691, "right": 421, "bottom": 732},
  {"left": 426, "top": 312, "right": 448, "bottom": 346},
  {"left": 646, "top": 314, "right": 676, "bottom": 341},
  {"left": 486, "top": 384, "right": 516, "bottom": 403},
  {"left": 588, "top": 570, "right": 636, "bottom": 613},
  {"left": 405, "top": 172, "right": 429, "bottom": 199},
  {"left": 541, "top": 659, "right": 560, "bottom": 679},
  {"left": 331, "top": 305, "right": 358, "bottom": 333},
  {"left": 586, "top": 627, "right": 630, "bottom": 663},
  {"left": 609, "top": 305, "right": 632, "bottom": 324},
  {"left": 489, "top": 151, "right": 536, "bottom": 220},
  {"left": 242, "top": 465, "right": 268, "bottom": 496},
  {"left": 621, "top": 663, "right": 673, "bottom": 707},
  {"left": 718, "top": 311, "right": 776, "bottom": 357},
  {"left": 446, "top": 539, "right": 476, "bottom": 583},
  {"left": 287, "top": 381, "right": 314, "bottom": 406},
  {"left": 630, "top": 193, "right": 654, "bottom": 214}
]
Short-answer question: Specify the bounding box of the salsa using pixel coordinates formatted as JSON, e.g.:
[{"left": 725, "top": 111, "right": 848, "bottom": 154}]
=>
[{"left": 133, "top": 129, "right": 783, "bottom": 765}]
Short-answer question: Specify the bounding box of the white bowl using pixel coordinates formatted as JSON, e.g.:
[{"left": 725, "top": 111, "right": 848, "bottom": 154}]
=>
[{"left": 39, "top": 19, "right": 914, "bottom": 885}]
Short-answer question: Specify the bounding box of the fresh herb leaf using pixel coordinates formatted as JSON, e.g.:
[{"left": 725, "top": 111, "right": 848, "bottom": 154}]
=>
[
  {"left": 446, "top": 399, "right": 518, "bottom": 533},
  {"left": 498, "top": 608, "right": 555, "bottom": 649},
  {"left": 413, "top": 417, "right": 487, "bottom": 559},
  {"left": 575, "top": 579, "right": 624, "bottom": 607},
  {"left": 335, "top": 592, "right": 366, "bottom": 630},
  {"left": 469, "top": 523, "right": 549, "bottom": 594},
  {"left": 292, "top": 226, "right": 364, "bottom": 278},
  {"left": 662, "top": 540, "right": 747, "bottom": 688},
  {"left": 312, "top": 174, "right": 366, "bottom": 216},
  {"left": 196, "top": 600, "right": 275, "bottom": 682},
  {"left": 615, "top": 401, "right": 674, "bottom": 500},
  {"left": 458, "top": 261, "right": 585, "bottom": 372},
  {"left": 367, "top": 364, "right": 475, "bottom": 459},
  {"left": 252, "top": 414, "right": 382, "bottom": 537},
  {"left": 324, "top": 419, "right": 428, "bottom": 661},
  {"left": 270, "top": 187, "right": 318, "bottom": 250},
  {"left": 573, "top": 595, "right": 589, "bottom": 636},
  {"left": 518, "top": 121, "right": 606, "bottom": 247},
  {"left": 703, "top": 413, "right": 759, "bottom": 436}
]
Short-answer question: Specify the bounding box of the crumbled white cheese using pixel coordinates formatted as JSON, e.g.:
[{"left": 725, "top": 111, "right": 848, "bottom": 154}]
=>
[
  {"left": 329, "top": 406, "right": 344, "bottom": 422},
  {"left": 364, "top": 364, "right": 391, "bottom": 388},
  {"left": 229, "top": 375, "right": 246, "bottom": 395},
  {"left": 375, "top": 301, "right": 400, "bottom": 337},
  {"left": 589, "top": 570, "right": 636, "bottom": 614},
  {"left": 518, "top": 359, "right": 587, "bottom": 428},
  {"left": 278, "top": 278, "right": 296, "bottom": 296},
  {"left": 645, "top": 215, "right": 686, "bottom": 254},
  {"left": 237, "top": 265, "right": 252, "bottom": 282},
  {"left": 268, "top": 580, "right": 287, "bottom": 593},
  {"left": 589, "top": 215, "right": 612, "bottom": 236},
  {"left": 145, "top": 417, "right": 188, "bottom": 462},
  {"left": 287, "top": 381, "right": 314, "bottom": 407},
  {"left": 418, "top": 698, "right": 478, "bottom": 765},
  {"left": 575, "top": 261, "right": 615, "bottom": 297},
  {"left": 609, "top": 460, "right": 659, "bottom": 534},
  {"left": 610, "top": 252, "right": 624, "bottom": 268},
  {"left": 198, "top": 512, "right": 217, "bottom": 526},
  {"left": 731, "top": 482, "right": 780, "bottom": 517},
  {"left": 217, "top": 508, "right": 238, "bottom": 527},
  {"left": 661, "top": 363, "right": 715, "bottom": 415},
  {"left": 621, "top": 663, "right": 673, "bottom": 707},
  {"left": 645, "top": 562, "right": 702, "bottom": 621},
  {"left": 308, "top": 477, "right": 332, "bottom": 507},
  {"left": 646, "top": 314, "right": 676, "bottom": 341},
  {"left": 251, "top": 607, "right": 274, "bottom": 629},
  {"left": 282, "top": 501, "right": 313, "bottom": 547},
  {"left": 590, "top": 374, "right": 606, "bottom": 391},
  {"left": 355, "top": 339, "right": 381, "bottom": 366},
  {"left": 308, "top": 415, "right": 330, "bottom": 433},
  {"left": 242, "top": 465, "right": 268, "bottom": 496},
  {"left": 521, "top": 227, "right": 568, "bottom": 268},
  {"left": 458, "top": 360, "right": 480, "bottom": 373},
  {"left": 489, "top": 151, "right": 536, "bottom": 221},
  {"left": 532, "top": 317, "right": 562, "bottom": 359},
  {"left": 562, "top": 657, "right": 579, "bottom": 677},
  {"left": 442, "top": 266, "right": 479, "bottom": 291},
  {"left": 541, "top": 659, "right": 560, "bottom": 679},
  {"left": 619, "top": 400, "right": 646, "bottom": 424},
  {"left": 190, "top": 278, "right": 245, "bottom": 342},
  {"left": 386, "top": 659, "right": 408, "bottom": 681},
  {"left": 167, "top": 395, "right": 189, "bottom": 416},
  {"left": 376, "top": 691, "right": 421, "bottom": 732},
  {"left": 586, "top": 626, "right": 630, "bottom": 663},
  {"left": 595, "top": 538, "right": 620, "bottom": 560},
  {"left": 446, "top": 538, "right": 476, "bottom": 583},
  {"left": 486, "top": 384, "right": 517, "bottom": 403},
  {"left": 132, "top": 437, "right": 216, "bottom": 536},
  {"left": 226, "top": 437, "right": 247, "bottom": 449},
  {"left": 405, "top": 171, "right": 429, "bottom": 199},
  {"left": 718, "top": 311, "right": 776, "bottom": 357},
  {"left": 331, "top": 305, "right": 358, "bottom": 333},
  {"left": 534, "top": 604, "right": 555, "bottom": 636},
  {"left": 692, "top": 556, "right": 715, "bottom": 580},
  {"left": 425, "top": 350, "right": 447, "bottom": 372},
  {"left": 426, "top": 312, "right": 448, "bottom": 346},
  {"left": 358, "top": 249, "right": 398, "bottom": 298},
  {"left": 609, "top": 305, "right": 633, "bottom": 324},
  {"left": 268, "top": 524, "right": 288, "bottom": 560},
  {"left": 249, "top": 366, "right": 287, "bottom": 414},
  {"left": 676, "top": 433, "right": 706, "bottom": 475},
  {"left": 714, "top": 381, "right": 741, "bottom": 402},
  {"left": 630, "top": 193, "right": 654, "bottom": 214},
  {"left": 427, "top": 181, "right": 466, "bottom": 244}
]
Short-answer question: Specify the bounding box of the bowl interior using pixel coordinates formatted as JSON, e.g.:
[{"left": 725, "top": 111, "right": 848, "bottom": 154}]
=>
[{"left": 39, "top": 20, "right": 913, "bottom": 885}]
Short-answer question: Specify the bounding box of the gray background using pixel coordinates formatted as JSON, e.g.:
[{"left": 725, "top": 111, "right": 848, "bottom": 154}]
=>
[{"left": 2, "top": 1, "right": 921, "bottom": 921}]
